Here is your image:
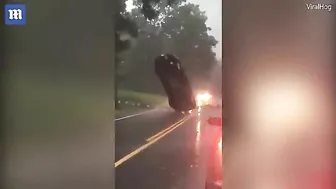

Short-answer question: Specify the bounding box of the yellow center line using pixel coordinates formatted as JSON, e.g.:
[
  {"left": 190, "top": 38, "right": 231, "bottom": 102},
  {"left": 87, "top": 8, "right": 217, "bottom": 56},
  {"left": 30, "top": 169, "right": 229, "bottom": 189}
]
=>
[
  {"left": 114, "top": 115, "right": 192, "bottom": 168},
  {"left": 145, "top": 116, "right": 190, "bottom": 142}
]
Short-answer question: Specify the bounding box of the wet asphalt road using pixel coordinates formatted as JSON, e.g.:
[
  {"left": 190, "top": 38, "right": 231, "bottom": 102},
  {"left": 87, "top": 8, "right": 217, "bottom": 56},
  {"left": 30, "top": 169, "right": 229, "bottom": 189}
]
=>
[{"left": 115, "top": 108, "right": 209, "bottom": 189}]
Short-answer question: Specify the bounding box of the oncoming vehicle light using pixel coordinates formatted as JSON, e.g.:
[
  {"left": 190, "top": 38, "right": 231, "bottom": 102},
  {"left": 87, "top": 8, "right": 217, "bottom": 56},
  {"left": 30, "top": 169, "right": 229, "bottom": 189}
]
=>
[{"left": 196, "top": 92, "right": 212, "bottom": 106}]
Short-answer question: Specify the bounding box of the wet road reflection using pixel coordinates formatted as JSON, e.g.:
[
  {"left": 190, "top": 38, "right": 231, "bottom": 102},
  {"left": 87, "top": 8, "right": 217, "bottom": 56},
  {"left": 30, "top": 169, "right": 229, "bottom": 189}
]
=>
[
  {"left": 116, "top": 108, "right": 215, "bottom": 189},
  {"left": 195, "top": 119, "right": 201, "bottom": 156}
]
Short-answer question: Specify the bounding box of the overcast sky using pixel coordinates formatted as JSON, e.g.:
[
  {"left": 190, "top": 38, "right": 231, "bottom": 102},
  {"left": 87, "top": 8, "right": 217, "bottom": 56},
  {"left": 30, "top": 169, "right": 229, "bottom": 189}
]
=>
[
  {"left": 187, "top": 0, "right": 222, "bottom": 59},
  {"left": 126, "top": 0, "right": 222, "bottom": 59}
]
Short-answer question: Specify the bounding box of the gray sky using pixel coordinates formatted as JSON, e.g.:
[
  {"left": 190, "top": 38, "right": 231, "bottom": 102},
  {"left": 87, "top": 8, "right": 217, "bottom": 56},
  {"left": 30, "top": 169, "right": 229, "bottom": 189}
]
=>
[
  {"left": 126, "top": 0, "right": 222, "bottom": 59},
  {"left": 187, "top": 0, "right": 222, "bottom": 59}
]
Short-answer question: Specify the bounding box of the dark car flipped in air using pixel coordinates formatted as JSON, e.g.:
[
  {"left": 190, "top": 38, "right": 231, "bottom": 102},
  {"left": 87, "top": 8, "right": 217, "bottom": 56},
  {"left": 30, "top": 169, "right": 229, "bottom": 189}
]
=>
[{"left": 154, "top": 54, "right": 196, "bottom": 112}]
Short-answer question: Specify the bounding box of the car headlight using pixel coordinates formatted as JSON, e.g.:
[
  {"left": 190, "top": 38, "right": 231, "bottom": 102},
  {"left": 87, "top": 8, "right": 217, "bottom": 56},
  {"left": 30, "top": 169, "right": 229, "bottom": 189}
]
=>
[{"left": 196, "top": 92, "right": 212, "bottom": 106}]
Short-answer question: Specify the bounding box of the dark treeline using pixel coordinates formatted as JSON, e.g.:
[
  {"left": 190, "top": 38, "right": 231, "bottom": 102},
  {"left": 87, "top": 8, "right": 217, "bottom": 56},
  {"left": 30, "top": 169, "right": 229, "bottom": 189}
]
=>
[{"left": 116, "top": 0, "right": 220, "bottom": 95}]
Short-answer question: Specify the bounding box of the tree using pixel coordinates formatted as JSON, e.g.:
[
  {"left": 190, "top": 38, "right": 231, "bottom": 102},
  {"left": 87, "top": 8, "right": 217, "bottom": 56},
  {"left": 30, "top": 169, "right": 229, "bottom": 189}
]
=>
[
  {"left": 115, "top": 0, "right": 184, "bottom": 108},
  {"left": 162, "top": 3, "right": 218, "bottom": 85},
  {"left": 120, "top": 2, "right": 218, "bottom": 94},
  {"left": 115, "top": 0, "right": 186, "bottom": 55}
]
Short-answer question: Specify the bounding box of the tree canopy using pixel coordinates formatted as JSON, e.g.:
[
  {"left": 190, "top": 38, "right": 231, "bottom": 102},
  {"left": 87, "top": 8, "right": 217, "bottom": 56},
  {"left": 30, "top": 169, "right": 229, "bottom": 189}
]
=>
[
  {"left": 115, "top": 0, "right": 186, "bottom": 54},
  {"left": 119, "top": 1, "right": 219, "bottom": 94},
  {"left": 115, "top": 0, "right": 189, "bottom": 108}
]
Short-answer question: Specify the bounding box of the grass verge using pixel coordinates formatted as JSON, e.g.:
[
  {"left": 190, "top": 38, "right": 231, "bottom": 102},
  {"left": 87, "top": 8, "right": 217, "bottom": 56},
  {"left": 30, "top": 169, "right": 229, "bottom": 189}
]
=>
[
  {"left": 116, "top": 89, "right": 168, "bottom": 118},
  {"left": 118, "top": 89, "right": 168, "bottom": 107}
]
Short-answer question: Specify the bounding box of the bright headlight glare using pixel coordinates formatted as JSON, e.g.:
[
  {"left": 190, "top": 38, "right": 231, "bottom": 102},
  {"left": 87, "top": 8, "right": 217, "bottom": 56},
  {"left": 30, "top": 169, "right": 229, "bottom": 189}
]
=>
[
  {"left": 196, "top": 92, "right": 212, "bottom": 106},
  {"left": 246, "top": 80, "right": 319, "bottom": 136}
]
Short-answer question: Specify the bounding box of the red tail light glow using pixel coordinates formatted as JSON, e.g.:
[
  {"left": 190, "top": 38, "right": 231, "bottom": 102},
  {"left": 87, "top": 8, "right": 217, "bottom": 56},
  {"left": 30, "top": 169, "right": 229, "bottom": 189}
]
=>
[{"left": 207, "top": 117, "right": 222, "bottom": 126}]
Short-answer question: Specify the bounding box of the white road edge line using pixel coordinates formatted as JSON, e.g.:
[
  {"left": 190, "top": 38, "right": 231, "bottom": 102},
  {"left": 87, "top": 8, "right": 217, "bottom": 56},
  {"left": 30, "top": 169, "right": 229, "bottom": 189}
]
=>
[{"left": 115, "top": 109, "right": 158, "bottom": 121}]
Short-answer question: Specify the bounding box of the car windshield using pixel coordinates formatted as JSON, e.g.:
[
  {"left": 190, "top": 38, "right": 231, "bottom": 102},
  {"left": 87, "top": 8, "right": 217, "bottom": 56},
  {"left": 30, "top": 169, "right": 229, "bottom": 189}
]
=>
[{"left": 115, "top": 0, "right": 222, "bottom": 188}]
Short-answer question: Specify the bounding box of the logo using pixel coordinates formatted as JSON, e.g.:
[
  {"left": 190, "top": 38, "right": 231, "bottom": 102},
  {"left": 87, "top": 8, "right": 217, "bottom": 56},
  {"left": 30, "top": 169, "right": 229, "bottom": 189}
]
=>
[{"left": 5, "top": 4, "right": 26, "bottom": 25}]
